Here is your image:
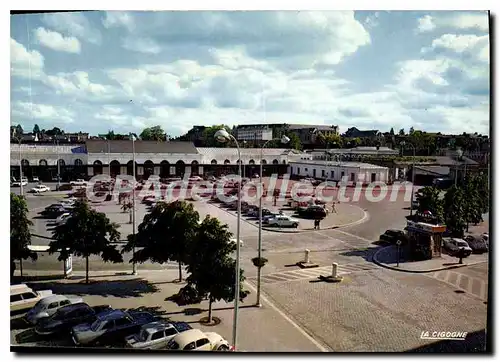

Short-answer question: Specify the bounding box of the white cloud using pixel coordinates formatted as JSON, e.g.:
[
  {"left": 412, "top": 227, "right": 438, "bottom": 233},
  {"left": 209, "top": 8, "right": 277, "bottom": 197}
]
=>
[
  {"left": 34, "top": 27, "right": 81, "bottom": 54},
  {"left": 12, "top": 101, "right": 75, "bottom": 123},
  {"left": 416, "top": 15, "right": 436, "bottom": 33},
  {"left": 102, "top": 11, "right": 135, "bottom": 31},
  {"left": 364, "top": 12, "right": 380, "bottom": 29},
  {"left": 428, "top": 34, "right": 489, "bottom": 54},
  {"left": 41, "top": 12, "right": 101, "bottom": 44},
  {"left": 10, "top": 38, "right": 45, "bottom": 79},
  {"left": 416, "top": 12, "right": 488, "bottom": 33},
  {"left": 122, "top": 37, "right": 161, "bottom": 54}
]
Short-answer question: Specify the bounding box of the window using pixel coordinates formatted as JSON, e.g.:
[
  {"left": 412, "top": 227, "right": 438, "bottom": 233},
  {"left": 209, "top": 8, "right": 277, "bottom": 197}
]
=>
[
  {"left": 21, "top": 292, "right": 37, "bottom": 300},
  {"left": 183, "top": 342, "right": 196, "bottom": 350},
  {"left": 305, "top": 168, "right": 308, "bottom": 172},
  {"left": 11, "top": 294, "right": 22, "bottom": 303},
  {"left": 115, "top": 318, "right": 130, "bottom": 327},
  {"left": 322, "top": 170, "right": 325, "bottom": 177},
  {"left": 164, "top": 328, "right": 177, "bottom": 337},
  {"left": 196, "top": 338, "right": 210, "bottom": 348},
  {"left": 48, "top": 302, "right": 59, "bottom": 309},
  {"left": 151, "top": 331, "right": 165, "bottom": 341}
]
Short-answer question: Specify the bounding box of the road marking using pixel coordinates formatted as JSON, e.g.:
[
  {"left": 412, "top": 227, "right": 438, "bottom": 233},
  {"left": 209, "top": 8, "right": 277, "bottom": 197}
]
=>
[{"left": 243, "top": 281, "right": 329, "bottom": 352}]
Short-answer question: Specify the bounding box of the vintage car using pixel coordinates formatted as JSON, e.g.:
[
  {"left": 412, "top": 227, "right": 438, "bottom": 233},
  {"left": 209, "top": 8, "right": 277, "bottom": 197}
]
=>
[
  {"left": 11, "top": 284, "right": 53, "bottom": 312},
  {"left": 25, "top": 294, "right": 83, "bottom": 325},
  {"left": 30, "top": 184, "right": 50, "bottom": 193},
  {"left": 35, "top": 303, "right": 112, "bottom": 336},
  {"left": 125, "top": 321, "right": 192, "bottom": 349},
  {"left": 71, "top": 309, "right": 157, "bottom": 346},
  {"left": 166, "top": 329, "right": 231, "bottom": 351},
  {"left": 265, "top": 215, "right": 300, "bottom": 228}
]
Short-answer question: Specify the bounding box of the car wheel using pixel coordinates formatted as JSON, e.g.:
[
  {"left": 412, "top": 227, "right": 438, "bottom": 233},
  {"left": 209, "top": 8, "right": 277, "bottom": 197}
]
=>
[
  {"left": 217, "top": 345, "right": 230, "bottom": 351},
  {"left": 292, "top": 223, "right": 298, "bottom": 228}
]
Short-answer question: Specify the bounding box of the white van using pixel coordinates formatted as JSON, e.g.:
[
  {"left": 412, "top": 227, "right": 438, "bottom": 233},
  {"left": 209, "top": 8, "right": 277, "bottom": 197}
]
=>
[{"left": 10, "top": 284, "right": 53, "bottom": 312}]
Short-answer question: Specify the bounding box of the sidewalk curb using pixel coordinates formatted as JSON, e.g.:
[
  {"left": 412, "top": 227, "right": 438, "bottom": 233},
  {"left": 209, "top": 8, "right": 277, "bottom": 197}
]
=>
[{"left": 372, "top": 246, "right": 487, "bottom": 273}]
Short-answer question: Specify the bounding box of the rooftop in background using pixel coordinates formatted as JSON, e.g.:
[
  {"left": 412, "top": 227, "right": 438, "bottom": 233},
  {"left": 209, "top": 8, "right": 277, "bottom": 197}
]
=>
[
  {"left": 289, "top": 159, "right": 388, "bottom": 169},
  {"left": 307, "top": 146, "right": 399, "bottom": 155},
  {"left": 86, "top": 140, "right": 198, "bottom": 154}
]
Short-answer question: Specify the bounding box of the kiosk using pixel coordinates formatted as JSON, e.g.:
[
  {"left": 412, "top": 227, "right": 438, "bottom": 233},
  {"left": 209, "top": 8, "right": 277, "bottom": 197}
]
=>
[{"left": 406, "top": 211, "right": 447, "bottom": 260}]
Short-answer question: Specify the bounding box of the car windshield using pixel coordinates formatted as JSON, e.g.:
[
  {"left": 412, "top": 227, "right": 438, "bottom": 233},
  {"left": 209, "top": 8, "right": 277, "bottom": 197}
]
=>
[
  {"left": 139, "top": 330, "right": 149, "bottom": 342},
  {"left": 90, "top": 319, "right": 103, "bottom": 332},
  {"left": 31, "top": 300, "right": 46, "bottom": 312}
]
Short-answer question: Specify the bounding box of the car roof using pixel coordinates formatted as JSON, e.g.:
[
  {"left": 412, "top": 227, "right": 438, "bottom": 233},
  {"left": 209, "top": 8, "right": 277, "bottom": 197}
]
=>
[
  {"left": 11, "top": 284, "right": 29, "bottom": 291},
  {"left": 173, "top": 329, "right": 206, "bottom": 346},
  {"left": 97, "top": 309, "right": 126, "bottom": 320},
  {"left": 38, "top": 294, "right": 67, "bottom": 304},
  {"left": 142, "top": 321, "right": 175, "bottom": 334},
  {"left": 58, "top": 302, "right": 89, "bottom": 313}
]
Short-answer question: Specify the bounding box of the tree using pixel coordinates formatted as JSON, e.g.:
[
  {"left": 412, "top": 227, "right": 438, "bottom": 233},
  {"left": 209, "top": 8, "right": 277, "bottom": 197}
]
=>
[
  {"left": 201, "top": 125, "right": 232, "bottom": 147},
  {"left": 123, "top": 201, "right": 199, "bottom": 282},
  {"left": 140, "top": 125, "right": 166, "bottom": 141},
  {"left": 183, "top": 216, "right": 249, "bottom": 323},
  {"left": 390, "top": 127, "right": 395, "bottom": 136},
  {"left": 15, "top": 124, "right": 24, "bottom": 136},
  {"left": 49, "top": 200, "right": 123, "bottom": 283},
  {"left": 285, "top": 132, "right": 302, "bottom": 150},
  {"left": 45, "top": 127, "right": 63, "bottom": 136},
  {"left": 409, "top": 127, "right": 415, "bottom": 135},
  {"left": 105, "top": 130, "right": 116, "bottom": 140},
  {"left": 33, "top": 124, "right": 40, "bottom": 134},
  {"left": 11, "top": 193, "right": 37, "bottom": 280},
  {"left": 399, "top": 128, "right": 405, "bottom": 136},
  {"left": 462, "top": 176, "right": 482, "bottom": 231},
  {"left": 443, "top": 186, "right": 467, "bottom": 238},
  {"left": 415, "top": 186, "right": 444, "bottom": 222}
]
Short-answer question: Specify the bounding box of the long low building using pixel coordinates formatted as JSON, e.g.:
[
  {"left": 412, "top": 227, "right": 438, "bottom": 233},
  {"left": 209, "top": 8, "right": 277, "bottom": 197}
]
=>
[
  {"left": 288, "top": 160, "right": 390, "bottom": 184},
  {"left": 10, "top": 140, "right": 304, "bottom": 181}
]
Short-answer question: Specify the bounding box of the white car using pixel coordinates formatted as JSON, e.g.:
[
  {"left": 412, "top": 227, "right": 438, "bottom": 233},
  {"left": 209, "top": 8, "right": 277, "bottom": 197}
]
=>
[
  {"left": 230, "top": 238, "right": 244, "bottom": 247},
  {"left": 166, "top": 329, "right": 231, "bottom": 351},
  {"left": 189, "top": 176, "right": 203, "bottom": 182},
  {"left": 125, "top": 321, "right": 192, "bottom": 349},
  {"left": 31, "top": 184, "right": 51, "bottom": 193},
  {"left": 70, "top": 179, "right": 87, "bottom": 186},
  {"left": 266, "top": 215, "right": 300, "bottom": 228},
  {"left": 32, "top": 176, "right": 40, "bottom": 182},
  {"left": 12, "top": 178, "right": 28, "bottom": 187},
  {"left": 25, "top": 294, "right": 83, "bottom": 325},
  {"left": 10, "top": 284, "right": 53, "bottom": 312},
  {"left": 54, "top": 212, "right": 71, "bottom": 225}
]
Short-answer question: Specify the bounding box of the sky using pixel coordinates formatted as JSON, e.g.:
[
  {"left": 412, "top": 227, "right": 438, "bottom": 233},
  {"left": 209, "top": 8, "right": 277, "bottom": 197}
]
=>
[{"left": 10, "top": 10, "right": 490, "bottom": 137}]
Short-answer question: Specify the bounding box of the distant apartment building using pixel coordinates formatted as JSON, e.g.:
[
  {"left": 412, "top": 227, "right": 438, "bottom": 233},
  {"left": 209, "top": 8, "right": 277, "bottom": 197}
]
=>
[
  {"left": 288, "top": 124, "right": 339, "bottom": 146},
  {"left": 343, "top": 127, "right": 382, "bottom": 139},
  {"left": 235, "top": 125, "right": 273, "bottom": 142}
]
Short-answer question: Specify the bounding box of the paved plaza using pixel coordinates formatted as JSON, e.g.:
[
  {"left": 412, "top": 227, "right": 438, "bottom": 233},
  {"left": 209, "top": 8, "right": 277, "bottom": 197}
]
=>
[{"left": 11, "top": 181, "right": 489, "bottom": 352}]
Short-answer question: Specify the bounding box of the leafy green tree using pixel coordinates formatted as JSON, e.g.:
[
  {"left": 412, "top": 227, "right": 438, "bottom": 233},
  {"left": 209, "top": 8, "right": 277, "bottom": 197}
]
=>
[
  {"left": 399, "top": 128, "right": 405, "bottom": 136},
  {"left": 409, "top": 127, "right": 415, "bottom": 135},
  {"left": 183, "top": 216, "right": 249, "bottom": 323},
  {"left": 33, "top": 124, "right": 40, "bottom": 134},
  {"left": 202, "top": 125, "right": 232, "bottom": 147},
  {"left": 389, "top": 127, "right": 395, "bottom": 136},
  {"left": 462, "top": 176, "right": 483, "bottom": 231},
  {"left": 15, "top": 124, "right": 24, "bottom": 136},
  {"left": 11, "top": 193, "right": 37, "bottom": 279},
  {"left": 49, "top": 201, "right": 122, "bottom": 283},
  {"left": 123, "top": 201, "right": 200, "bottom": 282},
  {"left": 415, "top": 186, "right": 444, "bottom": 222},
  {"left": 285, "top": 132, "right": 302, "bottom": 150},
  {"left": 140, "top": 125, "right": 166, "bottom": 141},
  {"left": 443, "top": 186, "right": 467, "bottom": 238}
]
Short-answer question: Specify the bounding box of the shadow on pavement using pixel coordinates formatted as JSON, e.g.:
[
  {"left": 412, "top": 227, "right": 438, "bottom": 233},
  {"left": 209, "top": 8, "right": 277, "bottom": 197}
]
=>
[
  {"left": 339, "top": 246, "right": 382, "bottom": 262},
  {"left": 15, "top": 329, "right": 39, "bottom": 344},
  {"left": 124, "top": 306, "right": 171, "bottom": 319},
  {"left": 11, "top": 316, "right": 30, "bottom": 330},
  {"left": 26, "top": 278, "right": 159, "bottom": 298},
  {"left": 405, "top": 329, "right": 487, "bottom": 353}
]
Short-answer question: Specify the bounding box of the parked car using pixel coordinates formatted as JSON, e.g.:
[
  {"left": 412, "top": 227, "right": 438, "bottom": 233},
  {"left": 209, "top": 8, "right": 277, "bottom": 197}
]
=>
[
  {"left": 252, "top": 174, "right": 260, "bottom": 179},
  {"left": 463, "top": 235, "right": 489, "bottom": 254},
  {"left": 71, "top": 309, "right": 157, "bottom": 346},
  {"left": 379, "top": 229, "right": 407, "bottom": 245},
  {"left": 32, "top": 176, "right": 40, "bottom": 182},
  {"left": 12, "top": 177, "right": 28, "bottom": 187},
  {"left": 70, "top": 179, "right": 88, "bottom": 186},
  {"left": 297, "top": 205, "right": 327, "bottom": 219},
  {"left": 166, "top": 329, "right": 231, "bottom": 351},
  {"left": 41, "top": 204, "right": 67, "bottom": 218},
  {"left": 11, "top": 284, "right": 52, "bottom": 312},
  {"left": 35, "top": 303, "right": 113, "bottom": 336},
  {"left": 265, "top": 215, "right": 300, "bottom": 228},
  {"left": 443, "top": 238, "right": 473, "bottom": 257},
  {"left": 125, "top": 321, "right": 192, "bottom": 349},
  {"left": 30, "top": 184, "right": 51, "bottom": 193},
  {"left": 25, "top": 294, "right": 83, "bottom": 325},
  {"left": 54, "top": 212, "right": 71, "bottom": 226},
  {"left": 300, "top": 177, "right": 320, "bottom": 186},
  {"left": 230, "top": 238, "right": 244, "bottom": 247}
]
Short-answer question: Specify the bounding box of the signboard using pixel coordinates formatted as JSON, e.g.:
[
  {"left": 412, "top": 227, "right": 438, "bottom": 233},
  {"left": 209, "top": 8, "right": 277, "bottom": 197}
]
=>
[
  {"left": 64, "top": 255, "right": 73, "bottom": 275},
  {"left": 407, "top": 221, "right": 446, "bottom": 233}
]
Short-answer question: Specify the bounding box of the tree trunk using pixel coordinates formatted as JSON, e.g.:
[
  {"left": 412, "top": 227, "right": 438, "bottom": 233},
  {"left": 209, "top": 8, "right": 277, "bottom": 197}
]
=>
[
  {"left": 207, "top": 295, "right": 213, "bottom": 323},
  {"left": 178, "top": 261, "right": 183, "bottom": 282},
  {"left": 20, "top": 259, "right": 23, "bottom": 278},
  {"left": 86, "top": 256, "right": 89, "bottom": 284},
  {"left": 63, "top": 258, "right": 67, "bottom": 278},
  {"left": 129, "top": 209, "right": 132, "bottom": 223}
]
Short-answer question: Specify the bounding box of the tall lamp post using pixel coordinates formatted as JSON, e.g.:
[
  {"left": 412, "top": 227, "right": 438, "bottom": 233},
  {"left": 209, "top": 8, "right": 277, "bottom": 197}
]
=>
[
  {"left": 130, "top": 133, "right": 138, "bottom": 275},
  {"left": 214, "top": 128, "right": 242, "bottom": 351},
  {"left": 256, "top": 135, "right": 290, "bottom": 307},
  {"left": 401, "top": 142, "right": 416, "bottom": 216}
]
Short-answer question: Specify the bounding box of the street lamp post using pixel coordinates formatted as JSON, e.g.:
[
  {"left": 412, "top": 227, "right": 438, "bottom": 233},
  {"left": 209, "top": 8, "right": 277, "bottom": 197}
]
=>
[
  {"left": 401, "top": 142, "right": 416, "bottom": 216},
  {"left": 56, "top": 140, "right": 61, "bottom": 190},
  {"left": 131, "top": 133, "right": 138, "bottom": 275},
  {"left": 214, "top": 129, "right": 242, "bottom": 351},
  {"left": 256, "top": 135, "right": 290, "bottom": 307}
]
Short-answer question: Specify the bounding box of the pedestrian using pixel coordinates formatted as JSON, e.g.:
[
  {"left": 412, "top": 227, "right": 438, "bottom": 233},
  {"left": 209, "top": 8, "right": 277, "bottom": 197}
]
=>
[
  {"left": 317, "top": 218, "right": 321, "bottom": 230},
  {"left": 314, "top": 219, "right": 319, "bottom": 230},
  {"left": 331, "top": 202, "right": 337, "bottom": 214}
]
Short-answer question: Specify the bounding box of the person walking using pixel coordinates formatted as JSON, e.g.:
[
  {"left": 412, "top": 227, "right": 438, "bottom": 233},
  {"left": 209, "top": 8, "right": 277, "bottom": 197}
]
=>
[{"left": 331, "top": 202, "right": 337, "bottom": 214}]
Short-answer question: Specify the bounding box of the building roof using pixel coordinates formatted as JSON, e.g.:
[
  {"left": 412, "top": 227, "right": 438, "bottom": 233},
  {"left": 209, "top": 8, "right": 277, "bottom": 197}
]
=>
[
  {"left": 307, "top": 147, "right": 399, "bottom": 155},
  {"left": 86, "top": 140, "right": 198, "bottom": 154},
  {"left": 433, "top": 156, "right": 478, "bottom": 166},
  {"left": 196, "top": 147, "right": 292, "bottom": 158},
  {"left": 415, "top": 166, "right": 450, "bottom": 176},
  {"left": 289, "top": 159, "right": 388, "bottom": 169}
]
